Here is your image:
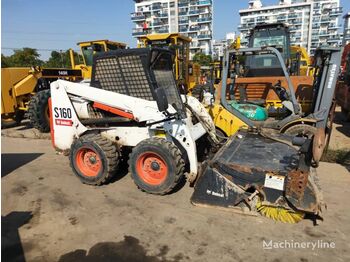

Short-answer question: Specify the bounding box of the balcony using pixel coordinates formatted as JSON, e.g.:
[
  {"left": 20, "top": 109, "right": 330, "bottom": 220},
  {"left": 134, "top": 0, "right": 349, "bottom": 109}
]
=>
[
  {"left": 198, "top": 34, "right": 211, "bottom": 40},
  {"left": 188, "top": 10, "right": 200, "bottom": 15},
  {"left": 328, "top": 24, "right": 341, "bottom": 29},
  {"left": 319, "top": 31, "right": 329, "bottom": 36},
  {"left": 152, "top": 23, "right": 168, "bottom": 28},
  {"left": 131, "top": 12, "right": 146, "bottom": 21},
  {"left": 157, "top": 13, "right": 168, "bottom": 18},
  {"left": 197, "top": 17, "right": 211, "bottom": 23},
  {"left": 188, "top": 26, "right": 200, "bottom": 32},
  {"left": 152, "top": 4, "right": 162, "bottom": 10},
  {"left": 155, "top": 27, "right": 169, "bottom": 34},
  {"left": 179, "top": 11, "right": 187, "bottom": 16},
  {"left": 132, "top": 28, "right": 151, "bottom": 36},
  {"left": 178, "top": 19, "right": 189, "bottom": 24},
  {"left": 179, "top": 26, "right": 188, "bottom": 32},
  {"left": 178, "top": 2, "right": 189, "bottom": 7},
  {"left": 196, "top": 0, "right": 211, "bottom": 6}
]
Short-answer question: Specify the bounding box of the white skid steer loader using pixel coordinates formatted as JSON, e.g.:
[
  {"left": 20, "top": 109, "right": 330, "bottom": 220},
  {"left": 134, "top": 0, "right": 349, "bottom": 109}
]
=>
[
  {"left": 49, "top": 47, "right": 340, "bottom": 223},
  {"left": 50, "top": 48, "right": 217, "bottom": 194}
]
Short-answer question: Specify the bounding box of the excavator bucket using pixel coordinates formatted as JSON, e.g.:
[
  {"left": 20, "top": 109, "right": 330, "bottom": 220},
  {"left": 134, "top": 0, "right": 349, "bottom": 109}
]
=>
[{"left": 191, "top": 130, "right": 324, "bottom": 223}]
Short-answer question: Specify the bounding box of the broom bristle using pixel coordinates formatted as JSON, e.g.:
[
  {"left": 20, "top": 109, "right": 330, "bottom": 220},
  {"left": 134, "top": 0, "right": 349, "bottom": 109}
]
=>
[{"left": 256, "top": 201, "right": 304, "bottom": 223}]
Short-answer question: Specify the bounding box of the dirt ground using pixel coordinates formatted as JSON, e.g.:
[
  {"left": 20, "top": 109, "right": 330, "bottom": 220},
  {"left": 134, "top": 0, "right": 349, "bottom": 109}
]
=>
[{"left": 1, "top": 111, "right": 350, "bottom": 262}]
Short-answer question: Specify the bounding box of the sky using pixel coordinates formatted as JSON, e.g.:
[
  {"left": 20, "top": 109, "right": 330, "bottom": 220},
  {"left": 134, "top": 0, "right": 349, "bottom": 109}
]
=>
[{"left": 1, "top": 0, "right": 350, "bottom": 60}]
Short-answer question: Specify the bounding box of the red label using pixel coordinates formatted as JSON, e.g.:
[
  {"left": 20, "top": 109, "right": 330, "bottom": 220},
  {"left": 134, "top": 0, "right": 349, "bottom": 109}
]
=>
[{"left": 55, "top": 119, "right": 73, "bottom": 126}]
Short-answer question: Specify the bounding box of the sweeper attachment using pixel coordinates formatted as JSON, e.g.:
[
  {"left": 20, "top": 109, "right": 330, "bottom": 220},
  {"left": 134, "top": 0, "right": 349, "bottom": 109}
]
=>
[{"left": 49, "top": 47, "right": 340, "bottom": 224}]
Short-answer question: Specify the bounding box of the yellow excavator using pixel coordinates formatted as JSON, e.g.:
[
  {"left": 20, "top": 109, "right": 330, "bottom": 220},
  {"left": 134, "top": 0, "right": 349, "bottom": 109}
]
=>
[{"left": 1, "top": 40, "right": 126, "bottom": 131}]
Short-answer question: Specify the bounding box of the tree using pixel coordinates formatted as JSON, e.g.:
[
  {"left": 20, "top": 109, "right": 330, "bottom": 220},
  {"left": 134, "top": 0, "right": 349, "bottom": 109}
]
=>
[
  {"left": 44, "top": 50, "right": 82, "bottom": 68},
  {"left": 192, "top": 52, "right": 212, "bottom": 66},
  {"left": 1, "top": 54, "right": 11, "bottom": 68},
  {"left": 1, "top": 48, "right": 44, "bottom": 67}
]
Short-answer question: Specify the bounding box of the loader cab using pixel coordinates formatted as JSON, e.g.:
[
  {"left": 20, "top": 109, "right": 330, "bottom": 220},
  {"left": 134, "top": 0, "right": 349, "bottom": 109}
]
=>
[
  {"left": 70, "top": 40, "right": 127, "bottom": 79},
  {"left": 78, "top": 40, "right": 127, "bottom": 66},
  {"left": 138, "top": 34, "right": 191, "bottom": 91},
  {"left": 246, "top": 23, "right": 291, "bottom": 76},
  {"left": 91, "top": 48, "right": 186, "bottom": 117}
]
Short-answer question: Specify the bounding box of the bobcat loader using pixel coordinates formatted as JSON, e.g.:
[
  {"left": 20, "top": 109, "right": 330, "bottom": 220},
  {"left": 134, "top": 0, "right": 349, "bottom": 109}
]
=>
[{"left": 49, "top": 47, "right": 341, "bottom": 223}]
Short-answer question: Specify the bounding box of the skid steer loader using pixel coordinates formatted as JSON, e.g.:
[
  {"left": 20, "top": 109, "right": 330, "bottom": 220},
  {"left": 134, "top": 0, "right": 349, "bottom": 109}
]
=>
[{"left": 49, "top": 47, "right": 339, "bottom": 223}]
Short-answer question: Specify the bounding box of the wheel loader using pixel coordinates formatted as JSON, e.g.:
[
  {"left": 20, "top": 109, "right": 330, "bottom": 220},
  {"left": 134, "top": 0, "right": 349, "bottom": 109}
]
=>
[{"left": 49, "top": 46, "right": 340, "bottom": 223}]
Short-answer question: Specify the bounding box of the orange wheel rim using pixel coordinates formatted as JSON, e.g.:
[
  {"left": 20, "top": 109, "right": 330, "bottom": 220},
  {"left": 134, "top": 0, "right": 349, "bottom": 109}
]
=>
[
  {"left": 136, "top": 152, "right": 168, "bottom": 185},
  {"left": 75, "top": 148, "right": 102, "bottom": 177}
]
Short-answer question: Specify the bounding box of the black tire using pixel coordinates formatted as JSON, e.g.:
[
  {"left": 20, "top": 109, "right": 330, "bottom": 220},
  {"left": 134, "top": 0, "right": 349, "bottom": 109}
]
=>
[
  {"left": 284, "top": 124, "right": 317, "bottom": 138},
  {"left": 129, "top": 137, "right": 185, "bottom": 195},
  {"left": 69, "top": 133, "right": 119, "bottom": 186},
  {"left": 28, "top": 90, "right": 51, "bottom": 133}
]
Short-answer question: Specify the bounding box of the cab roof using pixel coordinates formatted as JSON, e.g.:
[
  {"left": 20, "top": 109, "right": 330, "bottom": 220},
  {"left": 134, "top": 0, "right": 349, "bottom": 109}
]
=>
[{"left": 77, "top": 40, "right": 127, "bottom": 47}]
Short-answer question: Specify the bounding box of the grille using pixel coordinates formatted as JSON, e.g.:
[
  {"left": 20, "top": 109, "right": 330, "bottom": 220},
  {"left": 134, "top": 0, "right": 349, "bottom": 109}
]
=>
[
  {"left": 154, "top": 70, "right": 183, "bottom": 111},
  {"left": 93, "top": 55, "right": 153, "bottom": 100}
]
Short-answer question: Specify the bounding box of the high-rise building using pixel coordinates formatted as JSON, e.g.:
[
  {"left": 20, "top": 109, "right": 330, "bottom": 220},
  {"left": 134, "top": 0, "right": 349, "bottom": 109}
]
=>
[
  {"left": 238, "top": 0, "right": 343, "bottom": 55},
  {"left": 212, "top": 32, "right": 235, "bottom": 60},
  {"left": 344, "top": 13, "right": 350, "bottom": 45},
  {"left": 131, "top": 0, "right": 213, "bottom": 58}
]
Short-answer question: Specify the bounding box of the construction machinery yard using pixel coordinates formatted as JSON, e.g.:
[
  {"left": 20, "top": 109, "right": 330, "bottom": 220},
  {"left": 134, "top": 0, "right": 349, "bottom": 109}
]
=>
[{"left": 2, "top": 3, "right": 350, "bottom": 262}]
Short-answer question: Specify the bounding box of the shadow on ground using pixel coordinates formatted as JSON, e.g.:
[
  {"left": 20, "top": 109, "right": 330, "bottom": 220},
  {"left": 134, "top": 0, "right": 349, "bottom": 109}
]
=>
[
  {"left": 2, "top": 211, "right": 33, "bottom": 262},
  {"left": 333, "top": 111, "right": 350, "bottom": 138},
  {"left": 58, "top": 235, "right": 186, "bottom": 262},
  {"left": 1, "top": 153, "right": 43, "bottom": 177}
]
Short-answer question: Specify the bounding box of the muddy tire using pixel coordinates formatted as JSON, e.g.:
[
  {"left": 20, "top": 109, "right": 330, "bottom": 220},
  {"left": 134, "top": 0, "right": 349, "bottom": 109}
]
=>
[
  {"left": 28, "top": 90, "right": 51, "bottom": 133},
  {"left": 70, "top": 134, "right": 119, "bottom": 186},
  {"left": 284, "top": 124, "right": 317, "bottom": 138},
  {"left": 129, "top": 137, "right": 185, "bottom": 195}
]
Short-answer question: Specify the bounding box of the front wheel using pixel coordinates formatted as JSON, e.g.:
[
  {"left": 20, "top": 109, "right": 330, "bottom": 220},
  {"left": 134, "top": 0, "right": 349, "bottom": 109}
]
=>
[{"left": 129, "top": 137, "right": 185, "bottom": 195}]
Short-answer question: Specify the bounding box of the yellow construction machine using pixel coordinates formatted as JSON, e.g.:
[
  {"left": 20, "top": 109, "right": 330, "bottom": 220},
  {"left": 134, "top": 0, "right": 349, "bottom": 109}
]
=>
[
  {"left": 138, "top": 33, "right": 200, "bottom": 91},
  {"left": 70, "top": 40, "right": 126, "bottom": 79},
  {"left": 1, "top": 39, "right": 126, "bottom": 131}
]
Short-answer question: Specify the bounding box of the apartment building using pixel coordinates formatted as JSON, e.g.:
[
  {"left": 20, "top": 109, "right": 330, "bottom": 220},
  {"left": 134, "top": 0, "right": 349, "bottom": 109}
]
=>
[
  {"left": 212, "top": 32, "right": 235, "bottom": 60},
  {"left": 131, "top": 0, "right": 213, "bottom": 58},
  {"left": 238, "top": 0, "right": 343, "bottom": 55},
  {"left": 344, "top": 12, "right": 350, "bottom": 45}
]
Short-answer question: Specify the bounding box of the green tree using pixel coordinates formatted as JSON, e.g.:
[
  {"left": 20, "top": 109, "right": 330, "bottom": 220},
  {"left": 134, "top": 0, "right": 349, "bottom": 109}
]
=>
[
  {"left": 1, "top": 54, "right": 11, "bottom": 68},
  {"left": 1, "top": 48, "right": 44, "bottom": 67},
  {"left": 44, "top": 50, "right": 81, "bottom": 68},
  {"left": 192, "top": 52, "right": 212, "bottom": 66}
]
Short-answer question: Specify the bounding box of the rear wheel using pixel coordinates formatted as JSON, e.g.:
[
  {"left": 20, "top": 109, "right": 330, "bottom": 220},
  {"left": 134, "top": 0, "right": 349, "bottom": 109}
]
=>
[
  {"left": 28, "top": 90, "right": 51, "bottom": 132},
  {"left": 129, "top": 137, "right": 185, "bottom": 195},
  {"left": 70, "top": 134, "right": 119, "bottom": 185}
]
